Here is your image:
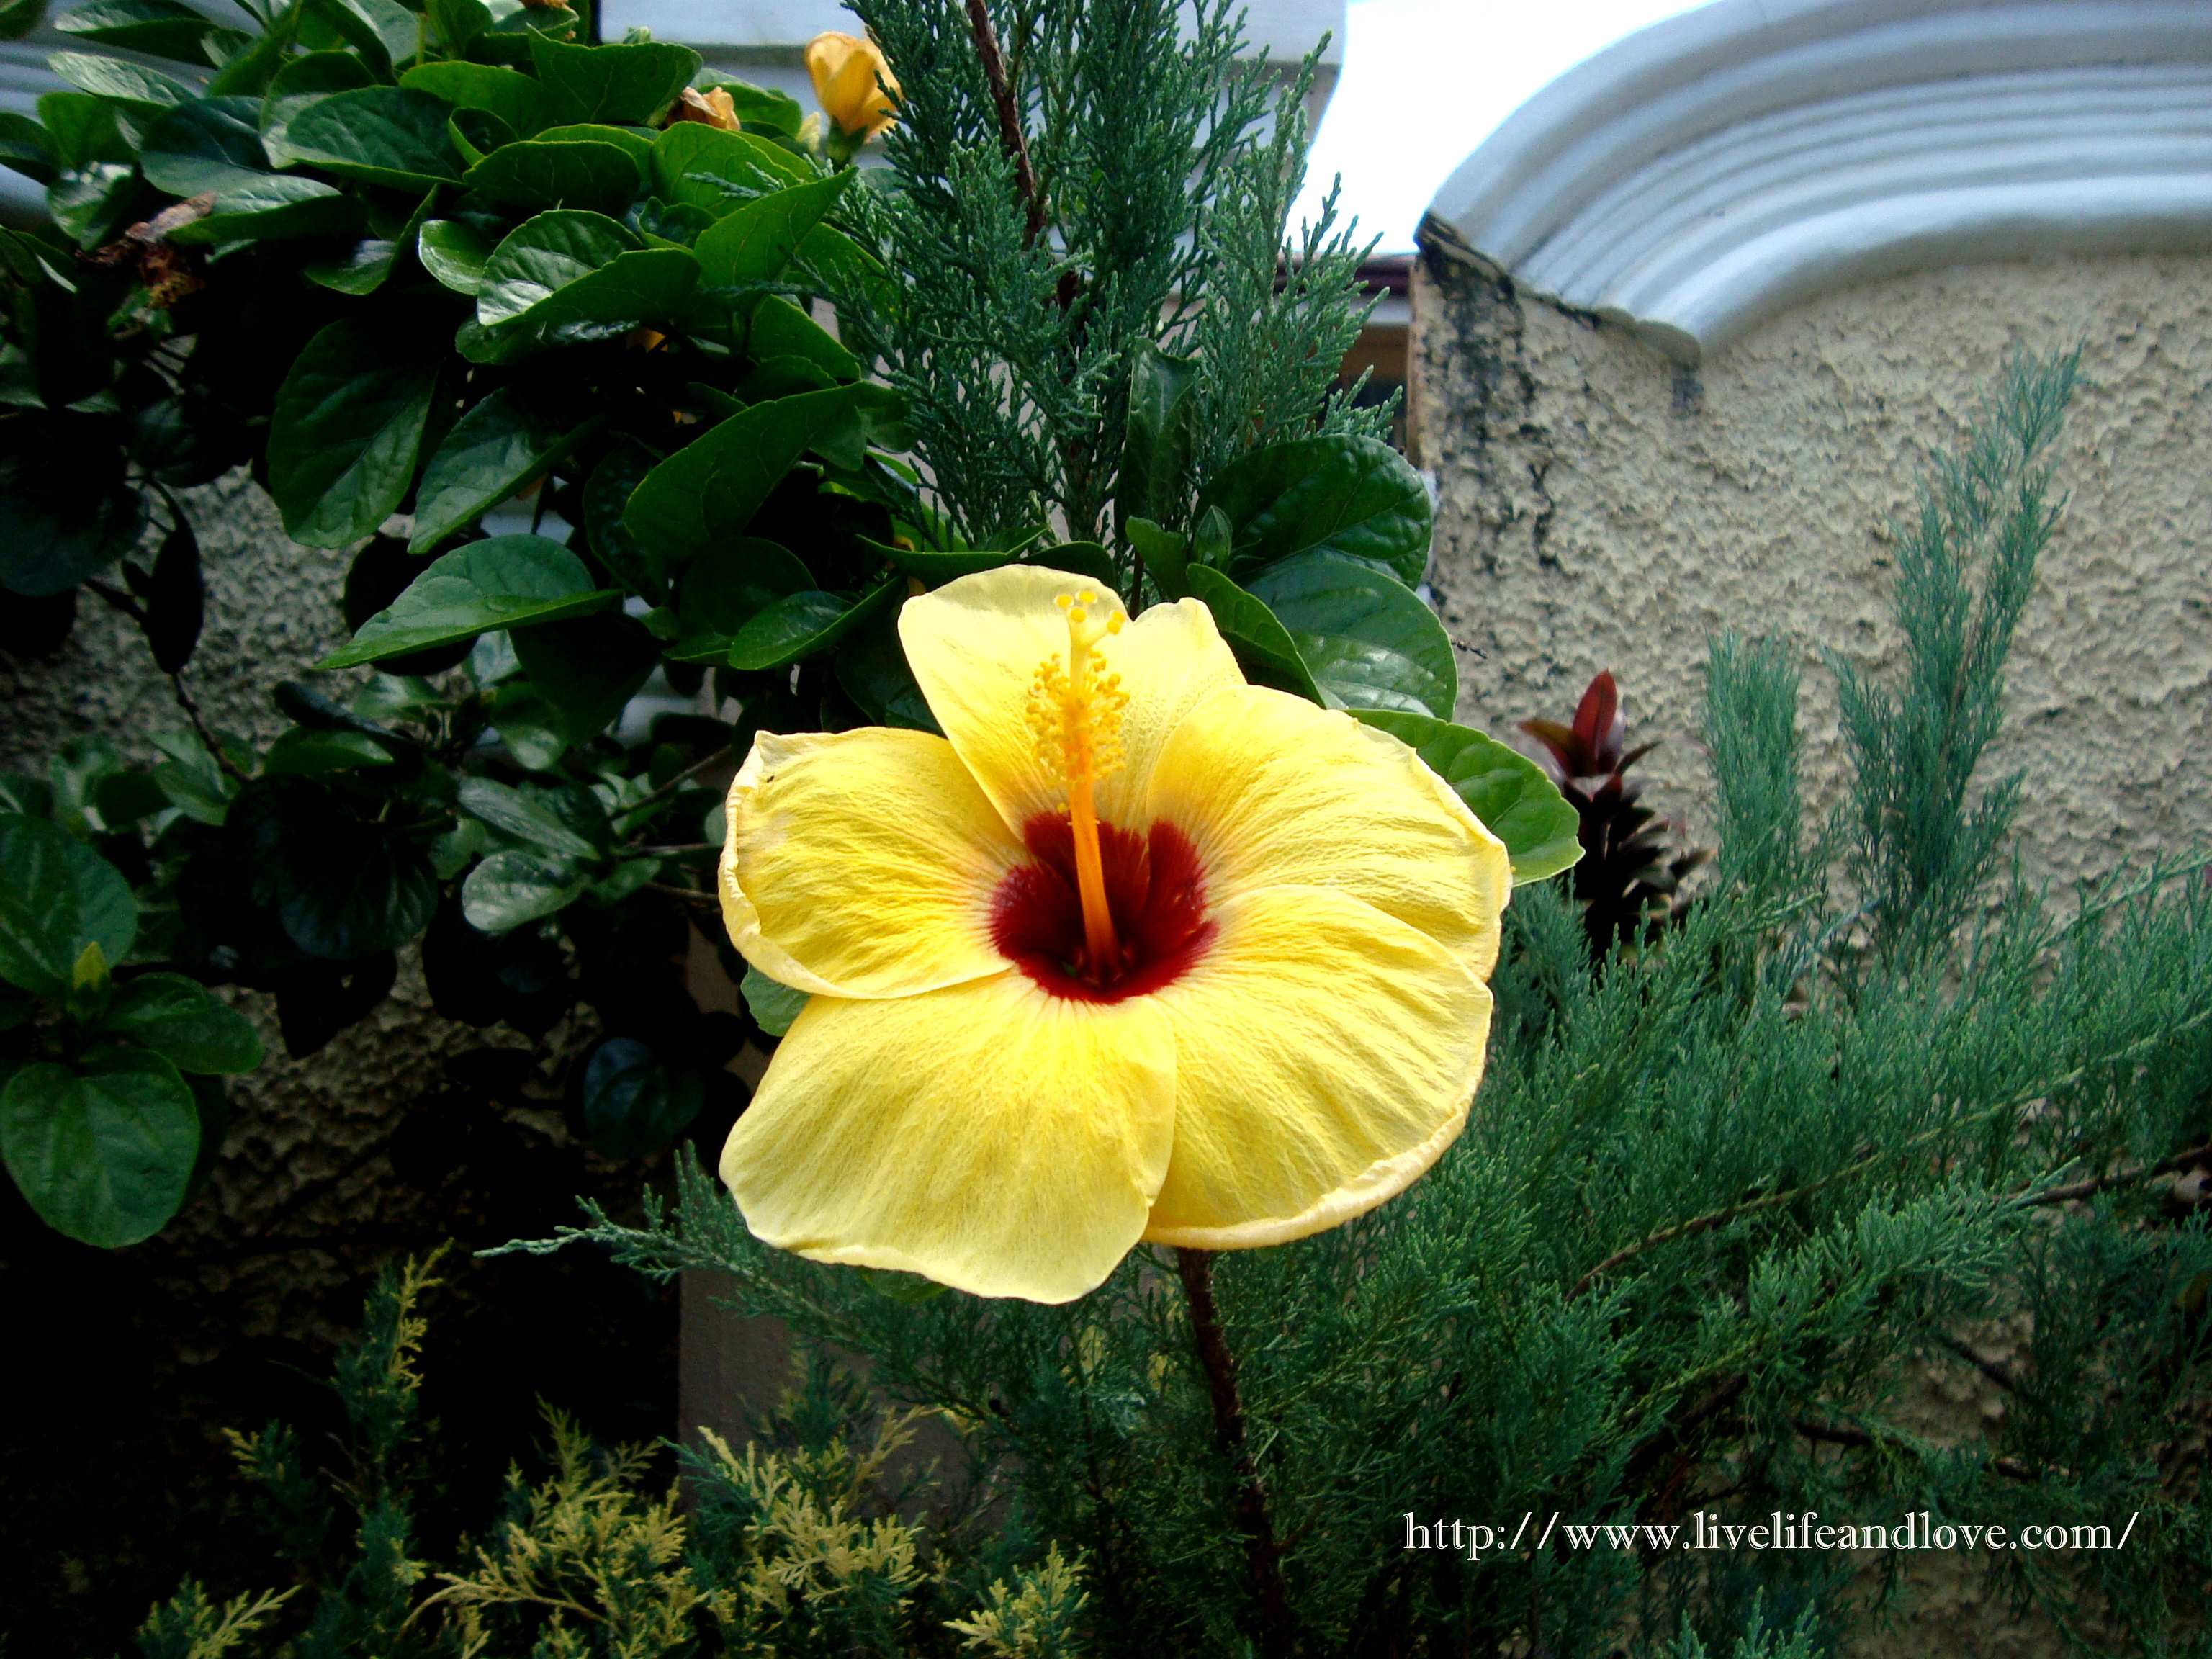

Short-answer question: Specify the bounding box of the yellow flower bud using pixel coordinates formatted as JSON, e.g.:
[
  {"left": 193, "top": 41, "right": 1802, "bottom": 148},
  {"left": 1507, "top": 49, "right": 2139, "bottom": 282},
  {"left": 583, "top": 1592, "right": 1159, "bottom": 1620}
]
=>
[
  {"left": 667, "top": 86, "right": 740, "bottom": 132},
  {"left": 805, "top": 30, "right": 899, "bottom": 141}
]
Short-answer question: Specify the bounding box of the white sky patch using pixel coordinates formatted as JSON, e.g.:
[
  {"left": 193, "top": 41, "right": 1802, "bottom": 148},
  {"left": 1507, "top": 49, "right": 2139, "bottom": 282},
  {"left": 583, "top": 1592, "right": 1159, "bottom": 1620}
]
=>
[{"left": 1292, "top": 0, "right": 1718, "bottom": 256}]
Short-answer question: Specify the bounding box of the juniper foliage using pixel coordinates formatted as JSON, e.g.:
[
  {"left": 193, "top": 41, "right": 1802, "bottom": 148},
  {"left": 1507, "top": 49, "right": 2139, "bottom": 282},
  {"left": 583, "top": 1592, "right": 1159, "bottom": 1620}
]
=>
[
  {"left": 523, "top": 349, "right": 2212, "bottom": 1656},
  {"left": 828, "top": 0, "right": 1386, "bottom": 548}
]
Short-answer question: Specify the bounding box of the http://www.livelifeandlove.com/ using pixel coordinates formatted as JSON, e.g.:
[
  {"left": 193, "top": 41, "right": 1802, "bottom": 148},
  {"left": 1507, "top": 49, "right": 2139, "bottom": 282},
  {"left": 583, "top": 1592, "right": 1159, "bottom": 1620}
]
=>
[{"left": 1403, "top": 1509, "right": 2141, "bottom": 1563}]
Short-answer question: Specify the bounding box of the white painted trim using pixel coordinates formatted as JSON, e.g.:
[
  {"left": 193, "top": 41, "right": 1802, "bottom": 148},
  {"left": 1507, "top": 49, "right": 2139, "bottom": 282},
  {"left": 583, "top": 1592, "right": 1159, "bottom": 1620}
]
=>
[{"left": 1429, "top": 0, "right": 2212, "bottom": 361}]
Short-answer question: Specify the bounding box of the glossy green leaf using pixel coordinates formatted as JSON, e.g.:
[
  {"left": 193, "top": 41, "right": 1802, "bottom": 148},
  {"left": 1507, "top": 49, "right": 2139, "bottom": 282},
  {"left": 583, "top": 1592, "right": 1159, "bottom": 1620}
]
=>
[
  {"left": 166, "top": 173, "right": 359, "bottom": 243},
  {"left": 693, "top": 71, "right": 801, "bottom": 135},
  {"left": 739, "top": 963, "right": 804, "bottom": 1037},
  {"left": 650, "top": 120, "right": 809, "bottom": 216},
  {"left": 0, "top": 112, "right": 56, "bottom": 184},
  {"left": 137, "top": 95, "right": 265, "bottom": 194},
  {"left": 1118, "top": 343, "right": 1195, "bottom": 534},
  {"left": 1184, "top": 565, "right": 1322, "bottom": 704},
  {"left": 461, "top": 138, "right": 641, "bottom": 216},
  {"left": 529, "top": 33, "right": 699, "bottom": 127},
  {"left": 580, "top": 436, "right": 663, "bottom": 600},
  {"left": 256, "top": 50, "right": 375, "bottom": 153},
  {"left": 425, "top": 0, "right": 489, "bottom": 50},
  {"left": 623, "top": 385, "right": 872, "bottom": 567},
  {"left": 1246, "top": 551, "right": 1456, "bottom": 719},
  {"left": 266, "top": 318, "right": 439, "bottom": 547},
  {"left": 282, "top": 86, "right": 463, "bottom": 189},
  {"left": 300, "top": 182, "right": 434, "bottom": 294},
  {"left": 462, "top": 849, "right": 586, "bottom": 932},
  {"left": 47, "top": 160, "right": 145, "bottom": 247},
  {"left": 791, "top": 220, "right": 893, "bottom": 314},
  {"left": 874, "top": 539, "right": 1007, "bottom": 585},
  {"left": 400, "top": 59, "right": 554, "bottom": 135},
  {"left": 260, "top": 727, "right": 394, "bottom": 775},
  {"left": 1126, "top": 516, "right": 1189, "bottom": 600},
  {"left": 1197, "top": 434, "right": 1434, "bottom": 588},
  {"left": 302, "top": 0, "right": 414, "bottom": 75},
  {"left": 55, "top": 0, "right": 217, "bottom": 60},
  {"left": 49, "top": 50, "right": 196, "bottom": 114},
  {"left": 535, "top": 121, "right": 655, "bottom": 164},
  {"left": 835, "top": 605, "right": 939, "bottom": 732},
  {"left": 102, "top": 972, "right": 264, "bottom": 1073},
  {"left": 580, "top": 1035, "right": 701, "bottom": 1160},
  {"left": 467, "top": 209, "right": 696, "bottom": 358},
  {"left": 1352, "top": 709, "right": 1584, "bottom": 884},
  {"left": 510, "top": 611, "right": 658, "bottom": 744},
  {"left": 410, "top": 389, "right": 599, "bottom": 552},
  {"left": 1, "top": 1051, "right": 198, "bottom": 1248},
  {"left": 727, "top": 578, "right": 898, "bottom": 672},
  {"left": 475, "top": 206, "right": 631, "bottom": 321},
  {"left": 0, "top": 811, "right": 135, "bottom": 994},
  {"left": 417, "top": 215, "right": 492, "bottom": 292},
  {"left": 668, "top": 535, "right": 811, "bottom": 662},
  {"left": 318, "top": 534, "right": 620, "bottom": 669},
  {"left": 747, "top": 295, "right": 858, "bottom": 382},
  {"left": 457, "top": 775, "right": 599, "bottom": 858},
  {"left": 37, "top": 91, "right": 130, "bottom": 170},
  {"left": 695, "top": 170, "right": 849, "bottom": 288}
]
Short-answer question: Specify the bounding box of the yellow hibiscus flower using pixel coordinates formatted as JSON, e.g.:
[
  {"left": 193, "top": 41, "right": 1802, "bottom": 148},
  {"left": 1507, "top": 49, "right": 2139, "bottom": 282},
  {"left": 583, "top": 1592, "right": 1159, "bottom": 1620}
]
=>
[
  {"left": 805, "top": 30, "right": 900, "bottom": 142},
  {"left": 717, "top": 565, "right": 1511, "bottom": 1304}
]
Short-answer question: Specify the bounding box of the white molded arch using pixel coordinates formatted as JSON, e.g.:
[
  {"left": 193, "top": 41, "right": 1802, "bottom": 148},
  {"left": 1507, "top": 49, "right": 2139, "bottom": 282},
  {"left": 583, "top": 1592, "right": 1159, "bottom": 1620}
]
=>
[{"left": 1429, "top": 0, "right": 2212, "bottom": 361}]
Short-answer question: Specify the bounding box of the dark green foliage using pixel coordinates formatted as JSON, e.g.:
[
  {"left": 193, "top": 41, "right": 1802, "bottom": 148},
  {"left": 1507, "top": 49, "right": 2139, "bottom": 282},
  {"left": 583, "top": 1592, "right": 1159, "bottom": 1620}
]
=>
[{"left": 519, "top": 350, "right": 2212, "bottom": 1655}]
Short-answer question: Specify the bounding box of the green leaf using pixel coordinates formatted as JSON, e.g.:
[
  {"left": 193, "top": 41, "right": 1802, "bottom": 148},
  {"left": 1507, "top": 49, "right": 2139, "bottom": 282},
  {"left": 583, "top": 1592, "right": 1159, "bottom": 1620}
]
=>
[
  {"left": 535, "top": 121, "right": 655, "bottom": 165},
  {"left": 727, "top": 578, "right": 898, "bottom": 673},
  {"left": 102, "top": 972, "right": 264, "bottom": 1073},
  {"left": 1184, "top": 565, "right": 1323, "bottom": 702},
  {"left": 426, "top": 0, "right": 488, "bottom": 51},
  {"left": 650, "top": 120, "right": 809, "bottom": 216},
  {"left": 37, "top": 91, "right": 130, "bottom": 170},
  {"left": 166, "top": 173, "right": 359, "bottom": 244},
  {"left": 457, "top": 775, "right": 601, "bottom": 858},
  {"left": 694, "top": 170, "right": 849, "bottom": 288},
  {"left": 399, "top": 58, "right": 554, "bottom": 135},
  {"left": 580, "top": 436, "right": 663, "bottom": 601},
  {"left": 1126, "top": 516, "right": 1189, "bottom": 600},
  {"left": 56, "top": 0, "right": 218, "bottom": 60},
  {"left": 668, "top": 535, "right": 811, "bottom": 662},
  {"left": 467, "top": 208, "right": 697, "bottom": 359},
  {"left": 0, "top": 424, "right": 145, "bottom": 591},
  {"left": 302, "top": 0, "right": 415, "bottom": 76},
  {"left": 410, "top": 388, "right": 600, "bottom": 552},
  {"left": 0, "top": 113, "right": 57, "bottom": 184},
  {"left": 138, "top": 95, "right": 266, "bottom": 195},
  {"left": 266, "top": 318, "right": 439, "bottom": 548},
  {"left": 256, "top": 48, "right": 374, "bottom": 153},
  {"left": 747, "top": 295, "right": 857, "bottom": 382},
  {"left": 740, "top": 964, "right": 804, "bottom": 1037},
  {"left": 0, "top": 0, "right": 46, "bottom": 40},
  {"left": 417, "top": 215, "right": 492, "bottom": 292},
  {"left": 462, "top": 848, "right": 585, "bottom": 932},
  {"left": 229, "top": 778, "right": 437, "bottom": 959},
  {"left": 461, "top": 138, "right": 641, "bottom": 217},
  {"left": 0, "top": 812, "right": 135, "bottom": 995},
  {"left": 1352, "top": 710, "right": 1585, "bottom": 884},
  {"left": 690, "top": 69, "right": 801, "bottom": 134},
  {"left": 1197, "top": 435, "right": 1434, "bottom": 588},
  {"left": 261, "top": 727, "right": 395, "bottom": 775},
  {"left": 1245, "top": 552, "right": 1456, "bottom": 719},
  {"left": 300, "top": 183, "right": 435, "bottom": 294},
  {"left": 281, "top": 86, "right": 463, "bottom": 189},
  {"left": 1119, "top": 343, "right": 1196, "bottom": 535},
  {"left": 317, "top": 534, "right": 620, "bottom": 668},
  {"left": 510, "top": 611, "right": 657, "bottom": 744},
  {"left": 1, "top": 1051, "right": 198, "bottom": 1248},
  {"left": 580, "top": 1035, "right": 701, "bottom": 1160},
  {"left": 874, "top": 539, "right": 1007, "bottom": 585},
  {"left": 48, "top": 160, "right": 146, "bottom": 247},
  {"left": 835, "top": 604, "right": 939, "bottom": 732},
  {"left": 49, "top": 50, "right": 197, "bottom": 115},
  {"left": 623, "top": 385, "right": 872, "bottom": 567},
  {"left": 529, "top": 33, "right": 699, "bottom": 127}
]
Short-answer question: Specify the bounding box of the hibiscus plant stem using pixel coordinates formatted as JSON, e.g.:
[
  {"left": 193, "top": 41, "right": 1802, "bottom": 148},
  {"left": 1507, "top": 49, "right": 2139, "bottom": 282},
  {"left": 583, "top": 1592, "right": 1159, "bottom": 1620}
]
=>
[{"left": 1174, "top": 1246, "right": 1296, "bottom": 1658}]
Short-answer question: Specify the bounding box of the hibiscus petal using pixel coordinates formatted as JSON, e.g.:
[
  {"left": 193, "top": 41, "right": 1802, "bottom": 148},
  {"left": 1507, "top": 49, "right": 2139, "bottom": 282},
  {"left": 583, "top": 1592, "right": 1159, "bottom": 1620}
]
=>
[
  {"left": 722, "top": 974, "right": 1177, "bottom": 1303},
  {"left": 899, "top": 565, "right": 1243, "bottom": 835},
  {"left": 721, "top": 727, "right": 1025, "bottom": 997},
  {"left": 1142, "top": 886, "right": 1490, "bottom": 1248},
  {"left": 1146, "top": 685, "right": 1512, "bottom": 980}
]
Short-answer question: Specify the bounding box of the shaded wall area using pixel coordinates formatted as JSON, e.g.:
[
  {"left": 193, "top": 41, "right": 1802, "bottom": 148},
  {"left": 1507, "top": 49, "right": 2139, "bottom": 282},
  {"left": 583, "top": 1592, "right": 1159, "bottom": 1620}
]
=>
[
  {"left": 1413, "top": 228, "right": 2212, "bottom": 895},
  {"left": 0, "top": 472, "right": 688, "bottom": 1650}
]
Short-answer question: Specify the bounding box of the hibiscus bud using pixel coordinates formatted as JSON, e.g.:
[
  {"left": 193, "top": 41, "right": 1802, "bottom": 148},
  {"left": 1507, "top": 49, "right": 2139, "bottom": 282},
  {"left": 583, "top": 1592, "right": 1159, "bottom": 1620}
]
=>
[
  {"left": 667, "top": 86, "right": 739, "bottom": 132},
  {"left": 805, "top": 30, "right": 898, "bottom": 141}
]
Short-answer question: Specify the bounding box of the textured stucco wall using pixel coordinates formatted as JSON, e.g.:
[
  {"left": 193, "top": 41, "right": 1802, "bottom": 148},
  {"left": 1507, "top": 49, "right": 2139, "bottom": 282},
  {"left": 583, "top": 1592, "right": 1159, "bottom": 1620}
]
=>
[
  {"left": 1413, "top": 232, "right": 2212, "bottom": 895},
  {"left": 1413, "top": 235, "right": 2212, "bottom": 1656}
]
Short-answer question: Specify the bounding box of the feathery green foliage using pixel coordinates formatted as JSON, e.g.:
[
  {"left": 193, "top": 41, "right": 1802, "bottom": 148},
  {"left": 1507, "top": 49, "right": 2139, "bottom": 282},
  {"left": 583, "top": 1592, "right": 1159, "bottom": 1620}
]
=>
[{"left": 516, "top": 348, "right": 2212, "bottom": 1656}]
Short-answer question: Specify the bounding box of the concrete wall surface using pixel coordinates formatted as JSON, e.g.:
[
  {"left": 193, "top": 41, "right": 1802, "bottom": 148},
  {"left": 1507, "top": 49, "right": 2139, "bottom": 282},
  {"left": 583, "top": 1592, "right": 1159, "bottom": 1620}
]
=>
[{"left": 1414, "top": 230, "right": 2212, "bottom": 896}]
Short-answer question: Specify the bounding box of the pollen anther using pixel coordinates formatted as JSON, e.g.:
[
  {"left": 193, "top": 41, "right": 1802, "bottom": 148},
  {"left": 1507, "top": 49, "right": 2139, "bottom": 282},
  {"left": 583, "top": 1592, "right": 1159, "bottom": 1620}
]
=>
[{"left": 1022, "top": 588, "right": 1131, "bottom": 978}]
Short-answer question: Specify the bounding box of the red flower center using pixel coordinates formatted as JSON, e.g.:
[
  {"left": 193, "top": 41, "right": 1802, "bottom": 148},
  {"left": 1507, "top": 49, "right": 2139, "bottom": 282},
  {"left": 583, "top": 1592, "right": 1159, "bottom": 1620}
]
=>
[{"left": 991, "top": 816, "right": 1215, "bottom": 1002}]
